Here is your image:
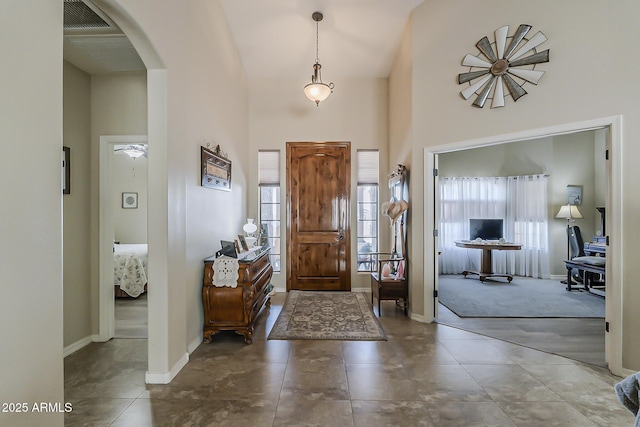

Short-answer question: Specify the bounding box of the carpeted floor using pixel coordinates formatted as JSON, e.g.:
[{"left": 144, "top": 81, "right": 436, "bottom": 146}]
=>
[
  {"left": 438, "top": 275, "right": 605, "bottom": 318},
  {"left": 268, "top": 290, "right": 387, "bottom": 341}
]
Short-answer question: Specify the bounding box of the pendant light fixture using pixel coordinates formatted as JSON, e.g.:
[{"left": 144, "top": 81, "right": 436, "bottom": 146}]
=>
[{"left": 303, "top": 12, "right": 334, "bottom": 106}]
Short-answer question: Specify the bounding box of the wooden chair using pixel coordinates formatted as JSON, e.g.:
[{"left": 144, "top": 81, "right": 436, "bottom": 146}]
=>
[{"left": 370, "top": 252, "right": 407, "bottom": 315}]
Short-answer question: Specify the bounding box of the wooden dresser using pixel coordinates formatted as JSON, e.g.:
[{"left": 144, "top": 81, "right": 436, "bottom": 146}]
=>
[{"left": 202, "top": 248, "right": 273, "bottom": 344}]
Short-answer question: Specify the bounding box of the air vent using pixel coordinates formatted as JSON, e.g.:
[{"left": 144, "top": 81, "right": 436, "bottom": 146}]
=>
[{"left": 64, "top": 0, "right": 120, "bottom": 32}]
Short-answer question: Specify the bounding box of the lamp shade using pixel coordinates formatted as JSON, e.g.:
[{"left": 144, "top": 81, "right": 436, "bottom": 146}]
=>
[
  {"left": 304, "top": 82, "right": 332, "bottom": 104},
  {"left": 555, "top": 204, "right": 583, "bottom": 219}
]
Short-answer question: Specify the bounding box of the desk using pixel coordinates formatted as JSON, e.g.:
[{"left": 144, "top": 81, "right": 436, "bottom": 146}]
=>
[{"left": 454, "top": 240, "right": 522, "bottom": 282}]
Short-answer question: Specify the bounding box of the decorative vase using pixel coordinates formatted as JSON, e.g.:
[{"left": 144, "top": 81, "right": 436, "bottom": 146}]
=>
[
  {"left": 243, "top": 218, "right": 258, "bottom": 237},
  {"left": 381, "top": 263, "right": 391, "bottom": 277}
]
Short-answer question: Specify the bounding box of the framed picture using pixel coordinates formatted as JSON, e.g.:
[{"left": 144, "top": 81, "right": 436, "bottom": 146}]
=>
[
  {"left": 201, "top": 146, "right": 232, "bottom": 191},
  {"left": 122, "top": 192, "right": 138, "bottom": 209},
  {"left": 566, "top": 185, "right": 583, "bottom": 206},
  {"left": 237, "top": 234, "right": 249, "bottom": 252},
  {"left": 62, "top": 146, "right": 70, "bottom": 195}
]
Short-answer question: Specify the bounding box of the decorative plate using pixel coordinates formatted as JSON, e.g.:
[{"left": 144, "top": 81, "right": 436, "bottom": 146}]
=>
[{"left": 458, "top": 24, "right": 550, "bottom": 108}]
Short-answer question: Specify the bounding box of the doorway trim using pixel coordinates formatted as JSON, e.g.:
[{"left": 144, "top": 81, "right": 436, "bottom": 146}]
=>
[
  {"left": 424, "top": 115, "right": 623, "bottom": 376},
  {"left": 98, "top": 135, "right": 148, "bottom": 342}
]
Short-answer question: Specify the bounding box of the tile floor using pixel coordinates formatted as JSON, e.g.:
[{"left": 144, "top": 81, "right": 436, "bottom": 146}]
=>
[{"left": 64, "top": 293, "right": 632, "bottom": 426}]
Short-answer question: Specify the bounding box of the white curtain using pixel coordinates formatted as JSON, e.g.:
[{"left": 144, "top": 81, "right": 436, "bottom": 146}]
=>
[
  {"left": 438, "top": 175, "right": 549, "bottom": 278},
  {"left": 504, "top": 175, "right": 550, "bottom": 278},
  {"left": 438, "top": 177, "right": 508, "bottom": 274}
]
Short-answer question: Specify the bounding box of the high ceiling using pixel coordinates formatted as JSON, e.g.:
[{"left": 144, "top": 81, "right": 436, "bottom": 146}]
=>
[
  {"left": 64, "top": 0, "right": 424, "bottom": 78},
  {"left": 218, "top": 0, "right": 424, "bottom": 79}
]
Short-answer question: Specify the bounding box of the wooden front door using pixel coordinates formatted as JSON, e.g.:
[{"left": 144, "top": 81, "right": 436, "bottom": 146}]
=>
[{"left": 287, "top": 142, "right": 351, "bottom": 291}]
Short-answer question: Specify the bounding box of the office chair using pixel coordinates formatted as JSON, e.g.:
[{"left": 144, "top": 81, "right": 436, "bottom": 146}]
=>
[{"left": 567, "top": 225, "right": 605, "bottom": 285}]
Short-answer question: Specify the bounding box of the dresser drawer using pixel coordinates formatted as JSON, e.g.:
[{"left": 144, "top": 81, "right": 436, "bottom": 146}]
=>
[{"left": 238, "top": 251, "right": 270, "bottom": 284}]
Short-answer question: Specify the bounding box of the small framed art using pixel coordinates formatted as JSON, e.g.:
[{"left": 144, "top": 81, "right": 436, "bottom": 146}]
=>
[
  {"left": 237, "top": 234, "right": 249, "bottom": 252},
  {"left": 566, "top": 185, "right": 583, "bottom": 206},
  {"left": 122, "top": 192, "right": 138, "bottom": 209}
]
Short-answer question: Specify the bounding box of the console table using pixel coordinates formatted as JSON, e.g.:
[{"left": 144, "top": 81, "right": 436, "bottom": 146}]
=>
[
  {"left": 202, "top": 247, "right": 273, "bottom": 344},
  {"left": 454, "top": 240, "right": 522, "bottom": 282}
]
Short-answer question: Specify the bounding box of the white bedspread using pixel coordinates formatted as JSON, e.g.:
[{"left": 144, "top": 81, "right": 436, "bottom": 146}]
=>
[{"left": 114, "top": 243, "right": 148, "bottom": 297}]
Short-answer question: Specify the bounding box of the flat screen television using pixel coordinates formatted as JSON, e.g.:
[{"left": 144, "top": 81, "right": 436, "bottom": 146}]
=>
[{"left": 469, "top": 219, "right": 504, "bottom": 241}]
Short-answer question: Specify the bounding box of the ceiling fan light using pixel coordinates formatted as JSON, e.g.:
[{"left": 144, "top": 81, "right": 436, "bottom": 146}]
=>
[{"left": 124, "top": 148, "right": 144, "bottom": 158}]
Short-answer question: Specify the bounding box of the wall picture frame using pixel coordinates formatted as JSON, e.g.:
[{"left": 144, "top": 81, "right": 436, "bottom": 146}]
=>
[
  {"left": 201, "top": 146, "right": 232, "bottom": 191},
  {"left": 566, "top": 185, "right": 583, "bottom": 206},
  {"left": 122, "top": 192, "right": 138, "bottom": 209}
]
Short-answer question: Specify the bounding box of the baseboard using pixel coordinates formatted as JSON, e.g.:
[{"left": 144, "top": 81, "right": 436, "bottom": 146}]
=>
[
  {"left": 549, "top": 274, "right": 566, "bottom": 281},
  {"left": 187, "top": 336, "right": 202, "bottom": 354},
  {"left": 410, "top": 312, "right": 428, "bottom": 323},
  {"left": 351, "top": 287, "right": 370, "bottom": 293},
  {"left": 145, "top": 352, "right": 189, "bottom": 384},
  {"left": 63, "top": 335, "right": 96, "bottom": 357}
]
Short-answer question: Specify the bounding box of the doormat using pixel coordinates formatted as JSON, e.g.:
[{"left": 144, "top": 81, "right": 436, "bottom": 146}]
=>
[{"left": 268, "top": 291, "right": 387, "bottom": 341}]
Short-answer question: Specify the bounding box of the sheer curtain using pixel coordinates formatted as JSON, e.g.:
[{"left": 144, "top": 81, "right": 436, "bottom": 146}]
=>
[
  {"left": 438, "top": 175, "right": 549, "bottom": 278},
  {"left": 504, "top": 175, "right": 550, "bottom": 278},
  {"left": 438, "top": 177, "right": 508, "bottom": 274}
]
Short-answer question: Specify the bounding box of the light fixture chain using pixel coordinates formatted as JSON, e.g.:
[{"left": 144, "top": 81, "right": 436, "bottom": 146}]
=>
[{"left": 315, "top": 20, "right": 319, "bottom": 63}]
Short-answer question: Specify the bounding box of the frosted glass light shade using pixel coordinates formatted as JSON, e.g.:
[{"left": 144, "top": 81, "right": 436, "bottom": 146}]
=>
[{"left": 304, "top": 83, "right": 332, "bottom": 104}]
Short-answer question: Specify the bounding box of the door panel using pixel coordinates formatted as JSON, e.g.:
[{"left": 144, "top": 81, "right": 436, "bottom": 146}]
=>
[{"left": 287, "top": 142, "right": 350, "bottom": 291}]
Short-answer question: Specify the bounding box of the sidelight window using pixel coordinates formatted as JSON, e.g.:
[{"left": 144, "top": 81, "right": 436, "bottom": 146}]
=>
[
  {"left": 357, "top": 150, "right": 379, "bottom": 272},
  {"left": 258, "top": 150, "right": 281, "bottom": 272}
]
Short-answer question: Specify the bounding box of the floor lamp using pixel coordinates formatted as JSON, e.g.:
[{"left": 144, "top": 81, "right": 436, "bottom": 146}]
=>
[{"left": 555, "top": 204, "right": 583, "bottom": 283}]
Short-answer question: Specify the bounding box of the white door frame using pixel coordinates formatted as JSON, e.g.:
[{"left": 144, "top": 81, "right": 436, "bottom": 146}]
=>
[
  {"left": 98, "top": 134, "right": 148, "bottom": 342},
  {"left": 424, "top": 115, "right": 623, "bottom": 376}
]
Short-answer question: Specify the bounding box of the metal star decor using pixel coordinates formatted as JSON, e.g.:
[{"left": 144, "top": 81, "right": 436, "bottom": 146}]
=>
[{"left": 458, "top": 24, "right": 550, "bottom": 108}]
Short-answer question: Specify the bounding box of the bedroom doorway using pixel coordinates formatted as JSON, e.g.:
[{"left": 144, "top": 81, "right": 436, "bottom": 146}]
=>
[
  {"left": 98, "top": 135, "right": 148, "bottom": 341},
  {"left": 112, "top": 143, "right": 148, "bottom": 338},
  {"left": 425, "top": 116, "right": 622, "bottom": 371}
]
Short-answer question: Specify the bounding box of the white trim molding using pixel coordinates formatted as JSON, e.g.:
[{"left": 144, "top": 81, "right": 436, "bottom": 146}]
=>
[{"left": 145, "top": 352, "right": 189, "bottom": 385}]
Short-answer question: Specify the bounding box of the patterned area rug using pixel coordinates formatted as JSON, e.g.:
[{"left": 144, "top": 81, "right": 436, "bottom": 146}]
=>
[{"left": 268, "top": 291, "right": 387, "bottom": 341}]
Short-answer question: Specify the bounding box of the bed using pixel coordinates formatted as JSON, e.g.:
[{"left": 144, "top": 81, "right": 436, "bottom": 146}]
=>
[{"left": 114, "top": 243, "right": 148, "bottom": 298}]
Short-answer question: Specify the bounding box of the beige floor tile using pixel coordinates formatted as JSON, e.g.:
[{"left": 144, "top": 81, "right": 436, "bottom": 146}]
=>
[
  {"left": 498, "top": 401, "right": 598, "bottom": 427},
  {"left": 439, "top": 339, "right": 516, "bottom": 364},
  {"left": 412, "top": 365, "right": 493, "bottom": 403},
  {"left": 273, "top": 399, "right": 353, "bottom": 427},
  {"left": 424, "top": 401, "right": 516, "bottom": 427},
  {"left": 346, "top": 363, "right": 420, "bottom": 400},
  {"left": 463, "top": 364, "right": 562, "bottom": 402},
  {"left": 352, "top": 400, "right": 432, "bottom": 427}
]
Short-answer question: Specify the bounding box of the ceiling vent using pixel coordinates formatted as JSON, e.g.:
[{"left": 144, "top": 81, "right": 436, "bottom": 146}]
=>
[{"left": 64, "top": 0, "right": 120, "bottom": 33}]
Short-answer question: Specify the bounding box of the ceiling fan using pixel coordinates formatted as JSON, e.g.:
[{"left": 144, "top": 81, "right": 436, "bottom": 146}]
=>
[{"left": 114, "top": 144, "right": 147, "bottom": 158}]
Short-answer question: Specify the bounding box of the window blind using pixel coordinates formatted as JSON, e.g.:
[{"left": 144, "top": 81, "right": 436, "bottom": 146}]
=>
[
  {"left": 258, "top": 150, "right": 280, "bottom": 185},
  {"left": 357, "top": 150, "right": 379, "bottom": 185}
]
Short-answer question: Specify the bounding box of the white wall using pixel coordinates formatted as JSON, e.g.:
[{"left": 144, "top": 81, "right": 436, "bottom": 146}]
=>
[
  {"left": 0, "top": 1, "right": 65, "bottom": 426},
  {"left": 113, "top": 152, "right": 148, "bottom": 243},
  {"left": 63, "top": 61, "right": 93, "bottom": 349},
  {"left": 105, "top": 0, "right": 250, "bottom": 376},
  {"left": 438, "top": 132, "right": 599, "bottom": 275},
  {"left": 410, "top": 0, "right": 640, "bottom": 370},
  {"left": 248, "top": 77, "right": 389, "bottom": 291}
]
